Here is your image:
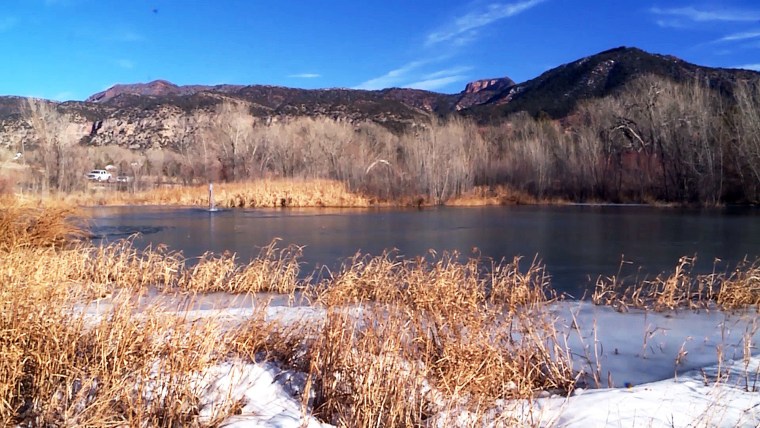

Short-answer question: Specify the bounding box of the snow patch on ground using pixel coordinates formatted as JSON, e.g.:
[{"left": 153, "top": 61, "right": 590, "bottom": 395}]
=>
[
  {"left": 199, "top": 361, "right": 329, "bottom": 428},
  {"left": 82, "top": 295, "right": 760, "bottom": 427},
  {"left": 541, "top": 356, "right": 760, "bottom": 427}
]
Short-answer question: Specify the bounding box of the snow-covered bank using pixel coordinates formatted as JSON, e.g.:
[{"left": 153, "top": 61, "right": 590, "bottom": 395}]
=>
[
  {"left": 191, "top": 355, "right": 760, "bottom": 427},
  {"left": 541, "top": 356, "right": 760, "bottom": 427},
  {"left": 199, "top": 361, "right": 329, "bottom": 428},
  {"left": 161, "top": 300, "right": 760, "bottom": 427}
]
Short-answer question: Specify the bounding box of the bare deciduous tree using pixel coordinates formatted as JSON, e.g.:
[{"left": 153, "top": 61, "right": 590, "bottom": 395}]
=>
[
  {"left": 202, "top": 101, "right": 255, "bottom": 182},
  {"left": 24, "top": 98, "right": 85, "bottom": 193}
]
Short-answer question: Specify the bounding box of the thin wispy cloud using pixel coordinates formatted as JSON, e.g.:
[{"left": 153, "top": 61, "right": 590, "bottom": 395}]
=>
[
  {"left": 354, "top": 60, "right": 427, "bottom": 90},
  {"left": 713, "top": 30, "right": 760, "bottom": 43},
  {"left": 404, "top": 75, "right": 467, "bottom": 91},
  {"left": 654, "top": 19, "right": 690, "bottom": 29},
  {"left": 426, "top": 0, "right": 547, "bottom": 47},
  {"left": 288, "top": 73, "right": 321, "bottom": 78},
  {"left": 650, "top": 6, "right": 760, "bottom": 23},
  {"left": 355, "top": 61, "right": 471, "bottom": 91},
  {"left": 403, "top": 66, "right": 474, "bottom": 91},
  {"left": 419, "top": 66, "right": 473, "bottom": 80},
  {"left": 0, "top": 17, "right": 18, "bottom": 32},
  {"left": 356, "top": 1, "right": 534, "bottom": 91}
]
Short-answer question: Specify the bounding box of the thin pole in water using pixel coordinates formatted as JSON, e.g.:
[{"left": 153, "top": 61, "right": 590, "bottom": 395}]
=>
[{"left": 209, "top": 181, "right": 215, "bottom": 211}]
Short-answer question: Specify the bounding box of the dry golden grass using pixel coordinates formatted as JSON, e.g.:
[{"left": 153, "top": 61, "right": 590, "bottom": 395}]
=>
[
  {"left": 593, "top": 256, "right": 760, "bottom": 311},
  {"left": 0, "top": 254, "right": 244, "bottom": 426},
  {"left": 180, "top": 240, "right": 306, "bottom": 294},
  {"left": 445, "top": 185, "right": 573, "bottom": 206},
  {"left": 306, "top": 251, "right": 574, "bottom": 426},
  {"left": 0, "top": 201, "right": 263, "bottom": 425},
  {"left": 62, "top": 178, "right": 374, "bottom": 208},
  {"left": 11, "top": 199, "right": 760, "bottom": 426},
  {"left": 307, "top": 307, "right": 431, "bottom": 426},
  {"left": 19, "top": 179, "right": 576, "bottom": 209},
  {"left": 0, "top": 202, "right": 577, "bottom": 426},
  {"left": 0, "top": 196, "right": 84, "bottom": 252},
  {"left": 446, "top": 184, "right": 540, "bottom": 206},
  {"left": 304, "top": 301, "right": 574, "bottom": 427},
  {"left": 716, "top": 258, "right": 760, "bottom": 309},
  {"left": 228, "top": 312, "right": 312, "bottom": 368},
  {"left": 315, "top": 251, "right": 553, "bottom": 311}
]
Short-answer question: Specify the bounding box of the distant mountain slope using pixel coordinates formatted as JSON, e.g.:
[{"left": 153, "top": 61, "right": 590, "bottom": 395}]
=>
[
  {"left": 2, "top": 46, "right": 760, "bottom": 153},
  {"left": 86, "top": 80, "right": 245, "bottom": 103},
  {"left": 81, "top": 82, "right": 455, "bottom": 133},
  {"left": 78, "top": 46, "right": 760, "bottom": 125},
  {"left": 86, "top": 80, "right": 457, "bottom": 112},
  {"left": 466, "top": 46, "right": 760, "bottom": 120}
]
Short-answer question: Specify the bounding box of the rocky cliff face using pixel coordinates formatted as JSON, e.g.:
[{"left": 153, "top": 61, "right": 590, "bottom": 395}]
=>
[
  {"left": 456, "top": 77, "right": 516, "bottom": 110},
  {"left": 463, "top": 77, "right": 516, "bottom": 94},
  {"left": 0, "top": 99, "right": 92, "bottom": 153},
  {"left": 85, "top": 104, "right": 202, "bottom": 151}
]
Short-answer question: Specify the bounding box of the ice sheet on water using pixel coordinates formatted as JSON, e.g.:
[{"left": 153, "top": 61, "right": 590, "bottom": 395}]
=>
[{"left": 555, "top": 302, "right": 760, "bottom": 387}]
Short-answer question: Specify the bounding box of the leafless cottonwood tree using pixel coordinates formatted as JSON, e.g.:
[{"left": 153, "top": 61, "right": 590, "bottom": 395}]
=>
[
  {"left": 202, "top": 100, "right": 254, "bottom": 181},
  {"left": 609, "top": 75, "right": 729, "bottom": 203},
  {"left": 24, "top": 98, "right": 85, "bottom": 193},
  {"left": 402, "top": 118, "right": 486, "bottom": 203},
  {"left": 732, "top": 80, "right": 760, "bottom": 199}
]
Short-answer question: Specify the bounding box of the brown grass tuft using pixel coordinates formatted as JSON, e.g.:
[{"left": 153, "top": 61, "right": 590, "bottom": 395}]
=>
[
  {"left": 0, "top": 261, "right": 242, "bottom": 426},
  {"left": 306, "top": 251, "right": 574, "bottom": 426},
  {"left": 716, "top": 258, "right": 760, "bottom": 309},
  {"left": 0, "top": 196, "right": 84, "bottom": 251},
  {"left": 593, "top": 256, "right": 760, "bottom": 311},
  {"left": 446, "top": 185, "right": 540, "bottom": 206},
  {"left": 64, "top": 179, "right": 373, "bottom": 208}
]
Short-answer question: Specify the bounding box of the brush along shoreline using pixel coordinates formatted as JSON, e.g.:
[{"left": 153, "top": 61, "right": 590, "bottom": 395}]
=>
[
  {"left": 29, "top": 178, "right": 731, "bottom": 208},
  {"left": 1, "top": 201, "right": 759, "bottom": 427},
  {"left": 42, "top": 179, "right": 564, "bottom": 208}
]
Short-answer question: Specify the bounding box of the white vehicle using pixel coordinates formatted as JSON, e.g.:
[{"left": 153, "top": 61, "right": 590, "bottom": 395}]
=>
[{"left": 86, "top": 169, "right": 112, "bottom": 182}]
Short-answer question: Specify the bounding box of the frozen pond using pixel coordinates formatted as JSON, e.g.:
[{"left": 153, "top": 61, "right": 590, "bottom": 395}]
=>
[{"left": 87, "top": 205, "right": 760, "bottom": 297}]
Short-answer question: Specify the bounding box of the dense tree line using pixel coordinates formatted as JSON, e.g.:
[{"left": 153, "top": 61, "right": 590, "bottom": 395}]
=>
[{"left": 13, "top": 75, "right": 760, "bottom": 204}]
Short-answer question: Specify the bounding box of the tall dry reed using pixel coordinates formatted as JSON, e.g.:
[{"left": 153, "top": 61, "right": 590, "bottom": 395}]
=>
[
  {"left": 178, "top": 240, "right": 306, "bottom": 294},
  {"left": 593, "top": 256, "right": 760, "bottom": 311},
  {"left": 0, "top": 196, "right": 84, "bottom": 251},
  {"left": 17, "top": 200, "right": 760, "bottom": 427},
  {"left": 64, "top": 179, "right": 373, "bottom": 208},
  {"left": 0, "top": 252, "right": 246, "bottom": 426},
  {"left": 0, "top": 200, "right": 284, "bottom": 425},
  {"left": 306, "top": 251, "right": 575, "bottom": 427}
]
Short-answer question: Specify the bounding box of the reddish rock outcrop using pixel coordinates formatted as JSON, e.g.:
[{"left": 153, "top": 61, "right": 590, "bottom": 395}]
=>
[
  {"left": 463, "top": 77, "right": 515, "bottom": 94},
  {"left": 456, "top": 77, "right": 516, "bottom": 110}
]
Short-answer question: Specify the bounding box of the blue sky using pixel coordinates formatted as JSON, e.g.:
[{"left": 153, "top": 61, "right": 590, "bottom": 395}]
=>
[{"left": 2, "top": 0, "right": 760, "bottom": 100}]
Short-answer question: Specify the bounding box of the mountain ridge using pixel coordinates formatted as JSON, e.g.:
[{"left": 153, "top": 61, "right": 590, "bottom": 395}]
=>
[
  {"left": 466, "top": 46, "right": 760, "bottom": 119},
  {"left": 1, "top": 46, "right": 758, "bottom": 152},
  {"left": 78, "top": 46, "right": 760, "bottom": 121}
]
